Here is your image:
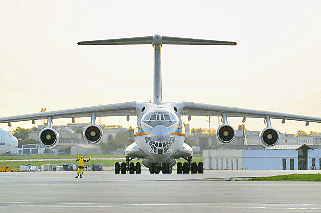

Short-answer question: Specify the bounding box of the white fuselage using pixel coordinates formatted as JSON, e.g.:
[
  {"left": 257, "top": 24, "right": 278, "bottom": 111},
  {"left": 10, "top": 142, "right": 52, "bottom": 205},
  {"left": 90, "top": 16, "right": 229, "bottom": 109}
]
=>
[
  {"left": 125, "top": 102, "right": 192, "bottom": 167},
  {"left": 0, "top": 128, "right": 18, "bottom": 154}
]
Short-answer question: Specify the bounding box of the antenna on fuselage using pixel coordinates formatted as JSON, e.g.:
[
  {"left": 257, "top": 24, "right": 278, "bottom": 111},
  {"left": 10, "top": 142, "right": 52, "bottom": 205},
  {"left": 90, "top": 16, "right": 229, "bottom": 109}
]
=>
[{"left": 78, "top": 35, "right": 237, "bottom": 103}]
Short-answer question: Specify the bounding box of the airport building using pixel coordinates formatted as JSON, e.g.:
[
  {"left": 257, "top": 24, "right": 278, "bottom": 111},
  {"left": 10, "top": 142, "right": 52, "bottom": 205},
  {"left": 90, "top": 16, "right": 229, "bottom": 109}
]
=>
[
  {"left": 10, "top": 144, "right": 46, "bottom": 155},
  {"left": 202, "top": 129, "right": 321, "bottom": 170},
  {"left": 203, "top": 144, "right": 321, "bottom": 170}
]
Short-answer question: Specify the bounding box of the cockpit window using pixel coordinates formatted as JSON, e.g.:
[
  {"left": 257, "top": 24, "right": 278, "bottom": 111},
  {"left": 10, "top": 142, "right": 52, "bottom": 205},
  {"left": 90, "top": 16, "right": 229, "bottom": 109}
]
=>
[{"left": 142, "top": 111, "right": 178, "bottom": 127}]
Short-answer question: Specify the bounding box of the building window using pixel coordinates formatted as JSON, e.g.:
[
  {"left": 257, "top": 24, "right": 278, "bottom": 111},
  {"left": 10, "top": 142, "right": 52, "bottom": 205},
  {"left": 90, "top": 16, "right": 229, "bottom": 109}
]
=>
[
  {"left": 236, "top": 159, "right": 238, "bottom": 170},
  {"left": 283, "top": 158, "right": 287, "bottom": 170},
  {"left": 216, "top": 159, "right": 219, "bottom": 170},
  {"left": 226, "top": 158, "right": 228, "bottom": 170},
  {"left": 312, "top": 158, "right": 316, "bottom": 170},
  {"left": 290, "top": 159, "right": 294, "bottom": 170}
]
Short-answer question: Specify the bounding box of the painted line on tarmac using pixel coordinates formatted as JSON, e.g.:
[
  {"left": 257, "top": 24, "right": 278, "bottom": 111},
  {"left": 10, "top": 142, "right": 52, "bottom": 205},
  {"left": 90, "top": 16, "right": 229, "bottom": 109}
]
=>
[{"left": 2, "top": 202, "right": 321, "bottom": 210}]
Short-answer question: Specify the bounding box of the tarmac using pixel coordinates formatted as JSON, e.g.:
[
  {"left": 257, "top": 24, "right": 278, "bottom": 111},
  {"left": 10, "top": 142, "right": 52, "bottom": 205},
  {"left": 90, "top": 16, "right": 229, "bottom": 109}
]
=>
[{"left": 1, "top": 170, "right": 321, "bottom": 213}]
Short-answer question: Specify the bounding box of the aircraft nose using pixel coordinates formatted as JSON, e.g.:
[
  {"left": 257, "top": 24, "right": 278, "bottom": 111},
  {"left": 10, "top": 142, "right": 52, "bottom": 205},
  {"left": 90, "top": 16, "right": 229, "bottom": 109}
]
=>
[{"left": 151, "top": 125, "right": 170, "bottom": 142}]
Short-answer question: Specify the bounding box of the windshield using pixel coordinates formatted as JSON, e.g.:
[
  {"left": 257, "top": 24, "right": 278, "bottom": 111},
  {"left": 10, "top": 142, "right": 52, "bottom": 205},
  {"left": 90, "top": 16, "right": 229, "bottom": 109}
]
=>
[{"left": 142, "top": 111, "right": 179, "bottom": 127}]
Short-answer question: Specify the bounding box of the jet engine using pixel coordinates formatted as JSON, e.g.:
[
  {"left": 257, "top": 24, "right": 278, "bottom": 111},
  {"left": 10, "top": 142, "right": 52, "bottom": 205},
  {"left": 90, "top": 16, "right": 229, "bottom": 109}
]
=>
[
  {"left": 260, "top": 127, "right": 279, "bottom": 146},
  {"left": 217, "top": 124, "right": 235, "bottom": 143},
  {"left": 83, "top": 125, "right": 102, "bottom": 144},
  {"left": 39, "top": 128, "right": 59, "bottom": 147}
]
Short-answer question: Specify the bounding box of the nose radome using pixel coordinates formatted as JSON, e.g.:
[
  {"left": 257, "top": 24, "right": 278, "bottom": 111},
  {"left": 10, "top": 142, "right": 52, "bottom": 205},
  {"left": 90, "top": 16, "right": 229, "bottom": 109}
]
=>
[{"left": 151, "top": 125, "right": 170, "bottom": 142}]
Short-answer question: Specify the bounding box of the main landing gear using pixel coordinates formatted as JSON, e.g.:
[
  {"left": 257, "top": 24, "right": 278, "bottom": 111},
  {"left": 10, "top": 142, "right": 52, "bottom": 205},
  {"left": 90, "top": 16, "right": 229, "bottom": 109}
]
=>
[
  {"left": 115, "top": 156, "right": 141, "bottom": 174},
  {"left": 177, "top": 157, "right": 203, "bottom": 174}
]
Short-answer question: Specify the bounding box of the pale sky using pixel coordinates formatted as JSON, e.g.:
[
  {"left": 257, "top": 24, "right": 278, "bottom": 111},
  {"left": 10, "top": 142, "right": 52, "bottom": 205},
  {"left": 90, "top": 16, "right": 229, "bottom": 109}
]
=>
[{"left": 1, "top": 0, "right": 321, "bottom": 134}]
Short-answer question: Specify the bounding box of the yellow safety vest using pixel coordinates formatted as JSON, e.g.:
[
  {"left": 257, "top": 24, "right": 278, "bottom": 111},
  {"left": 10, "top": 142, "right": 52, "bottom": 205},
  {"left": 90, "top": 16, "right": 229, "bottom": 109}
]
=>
[{"left": 77, "top": 158, "right": 85, "bottom": 167}]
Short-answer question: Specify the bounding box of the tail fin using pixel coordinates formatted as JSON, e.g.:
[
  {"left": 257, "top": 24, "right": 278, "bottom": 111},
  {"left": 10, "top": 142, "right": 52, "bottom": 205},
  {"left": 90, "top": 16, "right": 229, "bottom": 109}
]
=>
[{"left": 78, "top": 35, "right": 237, "bottom": 103}]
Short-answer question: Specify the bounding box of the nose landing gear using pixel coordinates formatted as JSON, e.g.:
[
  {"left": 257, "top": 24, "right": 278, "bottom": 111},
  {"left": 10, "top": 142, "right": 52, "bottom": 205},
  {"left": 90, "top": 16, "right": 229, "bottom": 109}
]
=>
[{"left": 149, "top": 163, "right": 172, "bottom": 174}]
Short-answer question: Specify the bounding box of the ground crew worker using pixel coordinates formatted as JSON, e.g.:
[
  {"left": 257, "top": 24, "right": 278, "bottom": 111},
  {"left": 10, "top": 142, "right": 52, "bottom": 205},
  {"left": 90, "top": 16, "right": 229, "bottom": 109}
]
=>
[{"left": 75, "top": 156, "right": 90, "bottom": 178}]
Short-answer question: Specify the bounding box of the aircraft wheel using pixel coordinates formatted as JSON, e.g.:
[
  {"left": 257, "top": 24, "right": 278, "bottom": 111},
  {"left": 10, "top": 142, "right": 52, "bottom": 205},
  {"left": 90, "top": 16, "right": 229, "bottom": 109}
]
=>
[
  {"left": 121, "top": 162, "right": 127, "bottom": 174},
  {"left": 191, "top": 162, "right": 198, "bottom": 174},
  {"left": 129, "top": 162, "right": 135, "bottom": 174},
  {"left": 183, "top": 162, "right": 190, "bottom": 174},
  {"left": 149, "top": 163, "right": 155, "bottom": 174},
  {"left": 136, "top": 162, "right": 141, "bottom": 174},
  {"left": 155, "top": 164, "right": 161, "bottom": 174},
  {"left": 162, "top": 163, "right": 170, "bottom": 174},
  {"left": 177, "top": 162, "right": 183, "bottom": 174},
  {"left": 115, "top": 162, "right": 120, "bottom": 174},
  {"left": 198, "top": 162, "right": 204, "bottom": 174}
]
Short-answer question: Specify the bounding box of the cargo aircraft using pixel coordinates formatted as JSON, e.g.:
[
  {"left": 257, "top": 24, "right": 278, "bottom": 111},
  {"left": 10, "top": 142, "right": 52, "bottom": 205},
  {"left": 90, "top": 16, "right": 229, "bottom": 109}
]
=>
[
  {"left": 0, "top": 127, "right": 18, "bottom": 154},
  {"left": 1, "top": 35, "right": 321, "bottom": 174}
]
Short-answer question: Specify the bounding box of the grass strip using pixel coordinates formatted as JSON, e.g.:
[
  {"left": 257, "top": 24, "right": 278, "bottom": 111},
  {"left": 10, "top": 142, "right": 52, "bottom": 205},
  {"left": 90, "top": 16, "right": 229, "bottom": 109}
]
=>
[
  {"left": 0, "top": 157, "right": 203, "bottom": 170},
  {"left": 246, "top": 174, "right": 321, "bottom": 181},
  {"left": 0, "top": 154, "right": 125, "bottom": 160},
  {"left": 0, "top": 159, "right": 140, "bottom": 169}
]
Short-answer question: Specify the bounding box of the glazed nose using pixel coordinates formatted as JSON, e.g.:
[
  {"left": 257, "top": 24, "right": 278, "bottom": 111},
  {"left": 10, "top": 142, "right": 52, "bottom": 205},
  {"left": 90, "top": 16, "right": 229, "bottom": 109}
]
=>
[{"left": 151, "top": 125, "right": 170, "bottom": 142}]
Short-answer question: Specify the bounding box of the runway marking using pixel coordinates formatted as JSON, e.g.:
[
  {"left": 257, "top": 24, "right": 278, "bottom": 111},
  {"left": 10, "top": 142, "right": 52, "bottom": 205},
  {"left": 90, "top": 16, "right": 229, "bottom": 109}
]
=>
[
  {"left": 60, "top": 202, "right": 95, "bottom": 205},
  {"left": 2, "top": 202, "right": 321, "bottom": 211}
]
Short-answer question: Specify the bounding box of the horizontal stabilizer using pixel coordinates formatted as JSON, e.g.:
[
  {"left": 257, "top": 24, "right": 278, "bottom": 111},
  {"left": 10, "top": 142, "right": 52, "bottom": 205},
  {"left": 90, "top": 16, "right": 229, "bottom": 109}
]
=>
[
  {"left": 162, "top": 36, "right": 237, "bottom": 45},
  {"left": 77, "top": 36, "right": 153, "bottom": 45},
  {"left": 78, "top": 35, "right": 237, "bottom": 46}
]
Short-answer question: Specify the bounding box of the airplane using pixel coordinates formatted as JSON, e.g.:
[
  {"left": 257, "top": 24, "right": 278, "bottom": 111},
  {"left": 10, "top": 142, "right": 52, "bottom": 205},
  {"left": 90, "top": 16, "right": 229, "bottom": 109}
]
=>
[
  {"left": 0, "top": 127, "right": 18, "bottom": 154},
  {"left": 1, "top": 34, "right": 321, "bottom": 174}
]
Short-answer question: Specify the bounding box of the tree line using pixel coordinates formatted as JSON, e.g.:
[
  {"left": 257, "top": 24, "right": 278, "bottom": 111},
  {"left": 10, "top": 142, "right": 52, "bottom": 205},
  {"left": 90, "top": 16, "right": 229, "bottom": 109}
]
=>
[{"left": 10, "top": 126, "right": 319, "bottom": 151}]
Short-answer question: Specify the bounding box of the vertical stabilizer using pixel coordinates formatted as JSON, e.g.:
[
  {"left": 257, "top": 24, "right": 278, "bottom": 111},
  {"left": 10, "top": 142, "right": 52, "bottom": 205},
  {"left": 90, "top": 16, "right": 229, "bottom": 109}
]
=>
[
  {"left": 153, "top": 35, "right": 162, "bottom": 103},
  {"left": 78, "top": 35, "right": 237, "bottom": 103}
]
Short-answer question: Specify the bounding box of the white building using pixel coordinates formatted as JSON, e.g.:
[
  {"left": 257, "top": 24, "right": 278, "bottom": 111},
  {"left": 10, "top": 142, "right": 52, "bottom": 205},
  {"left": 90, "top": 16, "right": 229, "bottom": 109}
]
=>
[
  {"left": 203, "top": 144, "right": 321, "bottom": 170},
  {"left": 10, "top": 144, "right": 46, "bottom": 155}
]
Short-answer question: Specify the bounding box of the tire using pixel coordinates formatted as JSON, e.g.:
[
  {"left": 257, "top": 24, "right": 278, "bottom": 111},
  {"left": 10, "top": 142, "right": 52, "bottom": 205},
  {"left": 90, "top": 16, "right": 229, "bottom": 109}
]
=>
[
  {"left": 136, "top": 162, "right": 141, "bottom": 174},
  {"left": 162, "top": 163, "right": 169, "bottom": 174},
  {"left": 121, "top": 162, "right": 127, "bottom": 174},
  {"left": 115, "top": 162, "right": 120, "bottom": 174},
  {"left": 177, "top": 162, "right": 183, "bottom": 174},
  {"left": 198, "top": 162, "right": 204, "bottom": 174},
  {"left": 183, "top": 162, "right": 190, "bottom": 174},
  {"left": 129, "top": 162, "right": 135, "bottom": 174},
  {"left": 149, "top": 163, "right": 155, "bottom": 174},
  {"left": 155, "top": 164, "right": 161, "bottom": 174},
  {"left": 191, "top": 162, "right": 198, "bottom": 174}
]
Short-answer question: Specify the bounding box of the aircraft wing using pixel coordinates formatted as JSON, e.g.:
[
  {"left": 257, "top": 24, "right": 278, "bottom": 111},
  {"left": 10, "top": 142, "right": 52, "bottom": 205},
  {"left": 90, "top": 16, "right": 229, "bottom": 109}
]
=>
[
  {"left": 181, "top": 102, "right": 321, "bottom": 123},
  {"left": 0, "top": 102, "right": 137, "bottom": 124}
]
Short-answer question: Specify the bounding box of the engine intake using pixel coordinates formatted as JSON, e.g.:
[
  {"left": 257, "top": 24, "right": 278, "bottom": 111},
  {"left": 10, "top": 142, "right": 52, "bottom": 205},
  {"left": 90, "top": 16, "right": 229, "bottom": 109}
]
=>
[
  {"left": 217, "top": 124, "right": 235, "bottom": 143},
  {"left": 83, "top": 125, "right": 102, "bottom": 144},
  {"left": 260, "top": 127, "right": 279, "bottom": 146},
  {"left": 39, "top": 128, "right": 59, "bottom": 147}
]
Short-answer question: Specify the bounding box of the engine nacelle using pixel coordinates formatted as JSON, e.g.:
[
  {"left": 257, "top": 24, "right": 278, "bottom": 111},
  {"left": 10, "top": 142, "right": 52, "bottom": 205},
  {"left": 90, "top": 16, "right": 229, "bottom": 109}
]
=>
[
  {"left": 217, "top": 124, "right": 235, "bottom": 143},
  {"left": 83, "top": 125, "right": 102, "bottom": 144},
  {"left": 39, "top": 128, "right": 59, "bottom": 148},
  {"left": 260, "top": 127, "right": 279, "bottom": 146}
]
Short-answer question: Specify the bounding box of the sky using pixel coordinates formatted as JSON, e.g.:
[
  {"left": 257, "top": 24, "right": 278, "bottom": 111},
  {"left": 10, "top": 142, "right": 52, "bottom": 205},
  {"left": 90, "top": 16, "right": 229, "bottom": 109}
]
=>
[{"left": 0, "top": 0, "right": 321, "bottom": 134}]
